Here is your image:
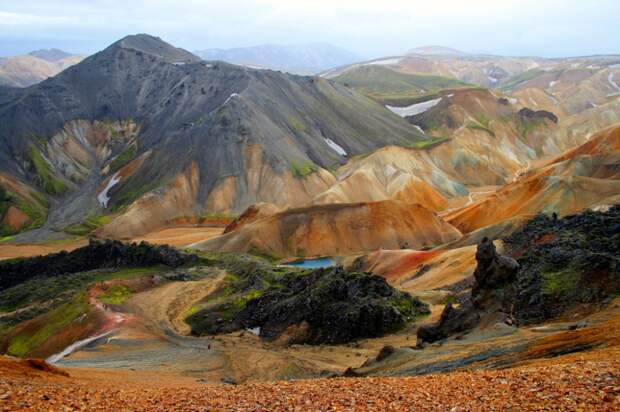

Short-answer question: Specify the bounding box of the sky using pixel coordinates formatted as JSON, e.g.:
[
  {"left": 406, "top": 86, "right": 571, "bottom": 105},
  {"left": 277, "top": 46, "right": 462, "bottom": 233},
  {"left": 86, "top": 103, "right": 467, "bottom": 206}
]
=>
[{"left": 1, "top": 0, "right": 619, "bottom": 58}]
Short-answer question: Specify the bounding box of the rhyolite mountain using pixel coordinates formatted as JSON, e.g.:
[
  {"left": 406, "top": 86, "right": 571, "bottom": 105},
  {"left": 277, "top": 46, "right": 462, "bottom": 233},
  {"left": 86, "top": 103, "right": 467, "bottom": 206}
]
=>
[
  {"left": 0, "top": 34, "right": 428, "bottom": 238},
  {"left": 0, "top": 49, "right": 83, "bottom": 87},
  {"left": 194, "top": 43, "right": 362, "bottom": 75}
]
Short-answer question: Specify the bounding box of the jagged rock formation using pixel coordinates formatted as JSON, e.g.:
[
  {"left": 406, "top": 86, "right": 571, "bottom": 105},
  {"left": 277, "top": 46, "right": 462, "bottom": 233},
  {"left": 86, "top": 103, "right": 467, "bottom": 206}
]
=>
[
  {"left": 419, "top": 205, "right": 620, "bottom": 343},
  {"left": 471, "top": 237, "right": 520, "bottom": 312},
  {"left": 0, "top": 239, "right": 194, "bottom": 291},
  {"left": 417, "top": 238, "right": 518, "bottom": 343},
  {"left": 187, "top": 266, "right": 429, "bottom": 344}
]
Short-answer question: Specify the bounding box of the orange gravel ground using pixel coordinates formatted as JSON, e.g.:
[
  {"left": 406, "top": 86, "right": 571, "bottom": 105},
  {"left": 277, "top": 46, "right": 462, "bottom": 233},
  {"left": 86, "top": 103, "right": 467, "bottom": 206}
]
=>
[{"left": 1, "top": 354, "right": 619, "bottom": 411}]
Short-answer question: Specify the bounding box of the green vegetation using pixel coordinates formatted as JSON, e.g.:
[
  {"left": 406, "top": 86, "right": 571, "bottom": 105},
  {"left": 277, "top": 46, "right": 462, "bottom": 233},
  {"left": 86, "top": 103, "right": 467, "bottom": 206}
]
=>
[
  {"left": 288, "top": 117, "right": 307, "bottom": 133},
  {"left": 64, "top": 215, "right": 112, "bottom": 236},
  {"left": 334, "top": 65, "right": 472, "bottom": 101},
  {"left": 198, "top": 211, "right": 239, "bottom": 220},
  {"left": 289, "top": 160, "right": 318, "bottom": 179},
  {"left": 0, "top": 184, "right": 47, "bottom": 236},
  {"left": 98, "top": 284, "right": 133, "bottom": 305},
  {"left": 541, "top": 267, "right": 581, "bottom": 296},
  {"left": 6, "top": 293, "right": 89, "bottom": 357},
  {"left": 109, "top": 145, "right": 136, "bottom": 173},
  {"left": 499, "top": 69, "right": 544, "bottom": 91},
  {"left": 466, "top": 114, "right": 495, "bottom": 137},
  {"left": 27, "top": 145, "right": 68, "bottom": 196},
  {"left": 0, "top": 266, "right": 168, "bottom": 314},
  {"left": 405, "top": 136, "right": 451, "bottom": 150},
  {"left": 112, "top": 177, "right": 166, "bottom": 211}
]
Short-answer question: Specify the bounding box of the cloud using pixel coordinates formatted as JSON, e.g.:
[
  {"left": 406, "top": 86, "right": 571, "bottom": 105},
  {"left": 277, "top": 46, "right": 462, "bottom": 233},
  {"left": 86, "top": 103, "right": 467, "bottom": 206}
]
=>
[{"left": 0, "top": 0, "right": 619, "bottom": 57}]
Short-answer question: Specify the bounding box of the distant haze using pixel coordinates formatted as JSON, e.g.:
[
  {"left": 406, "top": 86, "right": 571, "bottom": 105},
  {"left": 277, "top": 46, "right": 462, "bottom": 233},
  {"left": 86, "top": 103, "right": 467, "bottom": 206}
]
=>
[{"left": 1, "top": 0, "right": 619, "bottom": 58}]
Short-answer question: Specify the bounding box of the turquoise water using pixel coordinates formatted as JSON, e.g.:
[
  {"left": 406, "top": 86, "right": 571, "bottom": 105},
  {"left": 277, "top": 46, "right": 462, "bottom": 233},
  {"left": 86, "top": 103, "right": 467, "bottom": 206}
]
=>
[{"left": 283, "top": 257, "right": 335, "bottom": 269}]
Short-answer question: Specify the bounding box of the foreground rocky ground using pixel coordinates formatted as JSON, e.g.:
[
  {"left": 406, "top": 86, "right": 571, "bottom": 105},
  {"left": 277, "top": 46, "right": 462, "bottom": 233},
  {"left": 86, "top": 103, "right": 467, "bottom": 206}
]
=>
[{"left": 1, "top": 351, "right": 619, "bottom": 411}]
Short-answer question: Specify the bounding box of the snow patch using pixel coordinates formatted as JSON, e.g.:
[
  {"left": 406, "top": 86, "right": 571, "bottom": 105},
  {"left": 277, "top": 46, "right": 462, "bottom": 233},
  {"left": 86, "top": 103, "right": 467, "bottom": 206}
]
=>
[
  {"left": 364, "top": 57, "right": 402, "bottom": 66},
  {"left": 324, "top": 138, "right": 347, "bottom": 156},
  {"left": 172, "top": 62, "right": 186, "bottom": 66},
  {"left": 488, "top": 76, "right": 499, "bottom": 83},
  {"left": 412, "top": 125, "right": 425, "bottom": 134},
  {"left": 47, "top": 330, "right": 113, "bottom": 364},
  {"left": 508, "top": 98, "right": 518, "bottom": 105},
  {"left": 608, "top": 71, "right": 620, "bottom": 92},
  {"left": 97, "top": 172, "right": 121, "bottom": 208},
  {"left": 224, "top": 93, "right": 239, "bottom": 104},
  {"left": 246, "top": 327, "right": 261, "bottom": 336},
  {"left": 386, "top": 97, "right": 442, "bottom": 117},
  {"left": 383, "top": 164, "right": 398, "bottom": 178},
  {"left": 549, "top": 80, "right": 557, "bottom": 88}
]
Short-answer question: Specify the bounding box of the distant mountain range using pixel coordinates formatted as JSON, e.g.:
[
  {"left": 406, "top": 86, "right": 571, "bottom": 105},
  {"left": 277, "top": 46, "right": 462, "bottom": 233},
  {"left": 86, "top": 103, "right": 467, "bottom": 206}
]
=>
[
  {"left": 0, "top": 49, "right": 83, "bottom": 87},
  {"left": 194, "top": 43, "right": 362, "bottom": 74}
]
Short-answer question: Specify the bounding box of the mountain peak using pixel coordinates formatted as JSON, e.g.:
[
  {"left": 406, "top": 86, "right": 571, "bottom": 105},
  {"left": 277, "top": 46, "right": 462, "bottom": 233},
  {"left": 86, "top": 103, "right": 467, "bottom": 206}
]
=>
[
  {"left": 110, "top": 34, "right": 200, "bottom": 63},
  {"left": 28, "top": 48, "right": 73, "bottom": 62}
]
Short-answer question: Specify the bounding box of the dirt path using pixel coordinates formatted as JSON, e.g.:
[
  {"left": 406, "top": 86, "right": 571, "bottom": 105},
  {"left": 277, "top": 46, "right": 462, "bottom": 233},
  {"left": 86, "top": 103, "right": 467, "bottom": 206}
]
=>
[
  {"left": 0, "top": 238, "right": 88, "bottom": 260},
  {"left": 130, "top": 226, "right": 224, "bottom": 248},
  {"left": 0, "top": 226, "right": 224, "bottom": 261},
  {"left": 128, "top": 270, "right": 226, "bottom": 335}
]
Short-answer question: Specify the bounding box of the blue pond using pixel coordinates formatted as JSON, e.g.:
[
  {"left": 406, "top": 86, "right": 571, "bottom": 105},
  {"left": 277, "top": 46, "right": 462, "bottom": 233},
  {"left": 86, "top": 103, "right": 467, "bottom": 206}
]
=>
[{"left": 283, "top": 257, "right": 335, "bottom": 269}]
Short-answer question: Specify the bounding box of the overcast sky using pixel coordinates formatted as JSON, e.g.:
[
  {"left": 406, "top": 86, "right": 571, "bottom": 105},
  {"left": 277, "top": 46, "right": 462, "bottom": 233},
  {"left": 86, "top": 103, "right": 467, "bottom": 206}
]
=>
[{"left": 1, "top": 0, "right": 619, "bottom": 58}]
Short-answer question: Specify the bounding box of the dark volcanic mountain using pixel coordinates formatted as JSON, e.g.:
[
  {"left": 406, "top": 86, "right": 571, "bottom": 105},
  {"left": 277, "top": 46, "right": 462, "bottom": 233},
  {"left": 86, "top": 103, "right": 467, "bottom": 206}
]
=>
[{"left": 0, "top": 34, "right": 427, "bottom": 238}]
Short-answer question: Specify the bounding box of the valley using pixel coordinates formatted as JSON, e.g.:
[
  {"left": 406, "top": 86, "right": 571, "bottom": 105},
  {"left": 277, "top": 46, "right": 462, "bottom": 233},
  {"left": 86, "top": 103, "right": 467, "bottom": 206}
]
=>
[{"left": 1, "top": 25, "right": 620, "bottom": 411}]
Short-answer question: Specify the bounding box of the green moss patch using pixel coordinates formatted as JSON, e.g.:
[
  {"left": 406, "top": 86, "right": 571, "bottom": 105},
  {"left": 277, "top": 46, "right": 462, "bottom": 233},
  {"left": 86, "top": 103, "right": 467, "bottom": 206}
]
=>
[
  {"left": 405, "top": 136, "right": 451, "bottom": 150},
  {"left": 98, "top": 284, "right": 133, "bottom": 305},
  {"left": 289, "top": 160, "right": 318, "bottom": 179},
  {"left": 109, "top": 145, "right": 136, "bottom": 173},
  {"left": 541, "top": 268, "right": 581, "bottom": 296},
  {"left": 27, "top": 145, "right": 68, "bottom": 196}
]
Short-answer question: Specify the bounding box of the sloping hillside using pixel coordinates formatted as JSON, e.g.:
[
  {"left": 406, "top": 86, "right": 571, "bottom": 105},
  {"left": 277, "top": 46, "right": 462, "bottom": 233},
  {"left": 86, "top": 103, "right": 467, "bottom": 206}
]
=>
[
  {"left": 0, "top": 50, "right": 83, "bottom": 87},
  {"left": 192, "top": 200, "right": 461, "bottom": 258},
  {"left": 0, "top": 35, "right": 429, "bottom": 238},
  {"left": 446, "top": 124, "right": 620, "bottom": 233}
]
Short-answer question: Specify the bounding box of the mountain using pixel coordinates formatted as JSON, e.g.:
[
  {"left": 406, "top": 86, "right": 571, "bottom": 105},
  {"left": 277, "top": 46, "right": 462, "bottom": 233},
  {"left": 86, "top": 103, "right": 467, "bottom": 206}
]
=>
[
  {"left": 193, "top": 200, "right": 462, "bottom": 258},
  {"left": 407, "top": 46, "right": 469, "bottom": 57},
  {"left": 0, "top": 34, "right": 428, "bottom": 239},
  {"left": 0, "top": 50, "right": 83, "bottom": 87},
  {"left": 28, "top": 49, "right": 74, "bottom": 62},
  {"left": 194, "top": 43, "right": 362, "bottom": 74}
]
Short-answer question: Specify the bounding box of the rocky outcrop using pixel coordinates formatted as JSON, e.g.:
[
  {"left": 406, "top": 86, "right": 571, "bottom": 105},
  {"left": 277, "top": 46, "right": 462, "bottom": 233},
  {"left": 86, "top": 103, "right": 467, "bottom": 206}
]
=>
[
  {"left": 504, "top": 205, "right": 620, "bottom": 324},
  {"left": 518, "top": 107, "right": 558, "bottom": 124},
  {"left": 419, "top": 205, "right": 620, "bottom": 343},
  {"left": 187, "top": 266, "right": 429, "bottom": 345},
  {"left": 417, "top": 238, "right": 519, "bottom": 344},
  {"left": 471, "top": 238, "right": 520, "bottom": 312},
  {"left": 0, "top": 239, "right": 195, "bottom": 291}
]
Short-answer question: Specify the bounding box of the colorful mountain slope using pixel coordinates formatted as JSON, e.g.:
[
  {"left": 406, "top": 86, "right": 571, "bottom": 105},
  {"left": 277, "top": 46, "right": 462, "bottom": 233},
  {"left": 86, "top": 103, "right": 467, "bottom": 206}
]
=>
[
  {"left": 446, "top": 124, "right": 620, "bottom": 234},
  {"left": 192, "top": 200, "right": 462, "bottom": 258},
  {"left": 0, "top": 34, "right": 430, "bottom": 238}
]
